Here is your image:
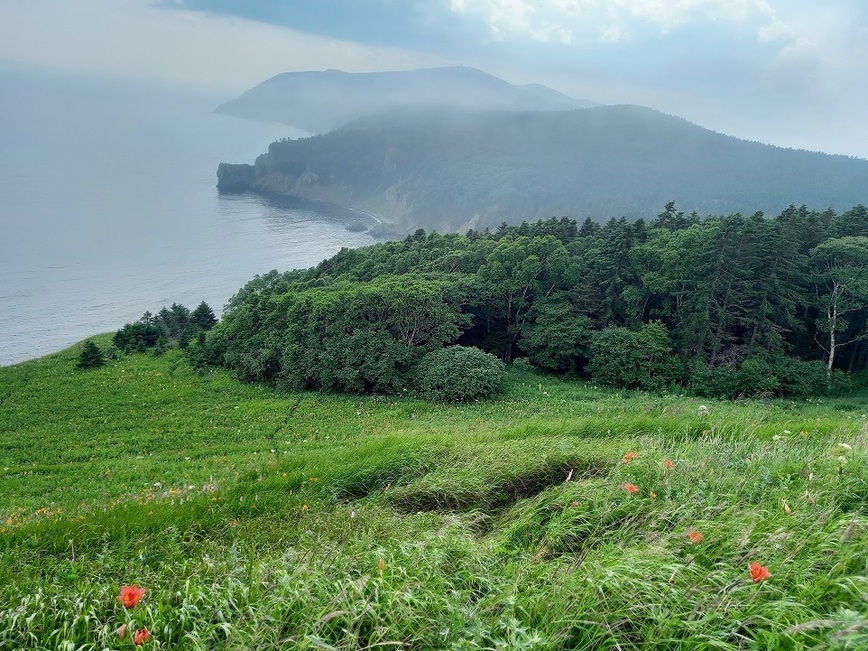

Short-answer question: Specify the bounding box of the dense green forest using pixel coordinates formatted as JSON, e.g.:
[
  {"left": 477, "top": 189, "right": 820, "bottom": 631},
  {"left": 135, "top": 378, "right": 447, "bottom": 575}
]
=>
[
  {"left": 217, "top": 106, "right": 868, "bottom": 233},
  {"left": 190, "top": 203, "right": 868, "bottom": 399}
]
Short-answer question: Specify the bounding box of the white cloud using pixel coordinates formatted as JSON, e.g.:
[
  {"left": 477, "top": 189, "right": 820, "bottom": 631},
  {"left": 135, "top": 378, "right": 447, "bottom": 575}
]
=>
[
  {"left": 758, "top": 19, "right": 795, "bottom": 42},
  {"left": 598, "top": 23, "right": 626, "bottom": 43},
  {"left": 0, "top": 0, "right": 445, "bottom": 93},
  {"left": 449, "top": 0, "right": 779, "bottom": 41}
]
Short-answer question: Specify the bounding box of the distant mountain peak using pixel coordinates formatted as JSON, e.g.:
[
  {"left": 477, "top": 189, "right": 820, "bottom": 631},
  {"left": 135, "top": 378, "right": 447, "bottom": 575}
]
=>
[{"left": 215, "top": 66, "right": 599, "bottom": 134}]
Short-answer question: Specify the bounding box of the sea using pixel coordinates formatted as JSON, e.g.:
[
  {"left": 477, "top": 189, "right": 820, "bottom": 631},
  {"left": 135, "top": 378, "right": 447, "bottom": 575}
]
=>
[{"left": 0, "top": 65, "right": 377, "bottom": 367}]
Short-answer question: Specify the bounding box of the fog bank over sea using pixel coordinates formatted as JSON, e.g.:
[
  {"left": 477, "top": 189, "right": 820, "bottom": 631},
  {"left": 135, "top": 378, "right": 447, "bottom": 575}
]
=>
[{"left": 0, "top": 65, "right": 376, "bottom": 366}]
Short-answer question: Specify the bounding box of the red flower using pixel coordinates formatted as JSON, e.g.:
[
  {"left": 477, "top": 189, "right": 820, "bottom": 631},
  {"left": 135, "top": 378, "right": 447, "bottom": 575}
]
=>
[
  {"left": 133, "top": 628, "right": 151, "bottom": 645},
  {"left": 688, "top": 531, "right": 704, "bottom": 544},
  {"left": 664, "top": 460, "right": 675, "bottom": 469},
  {"left": 119, "top": 584, "right": 146, "bottom": 608},
  {"left": 623, "top": 451, "right": 638, "bottom": 464},
  {"left": 748, "top": 562, "right": 771, "bottom": 583},
  {"left": 623, "top": 483, "right": 639, "bottom": 494}
]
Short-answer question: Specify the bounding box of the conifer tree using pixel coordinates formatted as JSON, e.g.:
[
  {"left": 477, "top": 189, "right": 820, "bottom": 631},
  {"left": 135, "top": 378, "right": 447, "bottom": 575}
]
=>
[{"left": 77, "top": 340, "right": 105, "bottom": 369}]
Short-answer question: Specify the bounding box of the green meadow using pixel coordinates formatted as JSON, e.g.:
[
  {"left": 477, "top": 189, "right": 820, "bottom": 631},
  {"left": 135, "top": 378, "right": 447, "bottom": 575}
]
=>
[{"left": 1, "top": 339, "right": 866, "bottom": 650}]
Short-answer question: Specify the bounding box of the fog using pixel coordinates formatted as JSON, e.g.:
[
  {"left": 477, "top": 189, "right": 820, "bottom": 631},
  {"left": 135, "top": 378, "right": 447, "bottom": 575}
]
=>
[{"left": 1, "top": 0, "right": 867, "bottom": 158}]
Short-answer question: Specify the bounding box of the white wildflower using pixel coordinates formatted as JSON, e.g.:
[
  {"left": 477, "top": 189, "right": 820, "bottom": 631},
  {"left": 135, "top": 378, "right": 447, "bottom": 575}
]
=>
[
  {"left": 698, "top": 405, "right": 709, "bottom": 417},
  {"left": 838, "top": 443, "right": 852, "bottom": 451},
  {"left": 837, "top": 456, "right": 848, "bottom": 465}
]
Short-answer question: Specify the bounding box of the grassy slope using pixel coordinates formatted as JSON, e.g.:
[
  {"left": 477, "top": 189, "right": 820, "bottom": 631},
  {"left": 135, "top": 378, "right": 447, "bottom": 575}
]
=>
[{"left": 0, "top": 341, "right": 866, "bottom": 650}]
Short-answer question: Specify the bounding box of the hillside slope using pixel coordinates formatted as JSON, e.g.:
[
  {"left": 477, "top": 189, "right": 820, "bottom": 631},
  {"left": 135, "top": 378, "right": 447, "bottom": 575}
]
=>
[
  {"left": 1, "top": 344, "right": 866, "bottom": 649},
  {"left": 217, "top": 105, "right": 868, "bottom": 233}
]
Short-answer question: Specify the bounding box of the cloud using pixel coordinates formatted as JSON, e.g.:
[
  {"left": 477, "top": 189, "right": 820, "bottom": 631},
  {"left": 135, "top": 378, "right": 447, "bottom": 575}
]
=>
[
  {"left": 1, "top": 0, "right": 866, "bottom": 157},
  {"left": 448, "top": 0, "right": 779, "bottom": 43},
  {"left": 0, "top": 0, "right": 445, "bottom": 93},
  {"left": 758, "top": 19, "right": 794, "bottom": 42}
]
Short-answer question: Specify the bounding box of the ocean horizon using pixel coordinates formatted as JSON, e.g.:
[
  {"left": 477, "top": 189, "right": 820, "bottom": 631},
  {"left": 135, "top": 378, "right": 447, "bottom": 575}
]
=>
[{"left": 0, "top": 65, "right": 377, "bottom": 366}]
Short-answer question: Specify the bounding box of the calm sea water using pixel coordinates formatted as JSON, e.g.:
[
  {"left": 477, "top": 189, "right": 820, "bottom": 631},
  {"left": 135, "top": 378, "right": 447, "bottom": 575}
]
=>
[{"left": 0, "top": 67, "right": 376, "bottom": 366}]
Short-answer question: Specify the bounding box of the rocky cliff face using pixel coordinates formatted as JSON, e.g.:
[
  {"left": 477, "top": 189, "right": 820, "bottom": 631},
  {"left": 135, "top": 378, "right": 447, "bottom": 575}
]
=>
[{"left": 217, "top": 161, "right": 417, "bottom": 229}]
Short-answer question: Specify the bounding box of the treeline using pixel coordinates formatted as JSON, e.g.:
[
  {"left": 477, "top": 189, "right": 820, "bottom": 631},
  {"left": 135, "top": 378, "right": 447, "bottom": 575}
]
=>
[
  {"left": 114, "top": 301, "right": 217, "bottom": 355},
  {"left": 75, "top": 301, "right": 219, "bottom": 372},
  {"left": 194, "top": 203, "right": 868, "bottom": 398}
]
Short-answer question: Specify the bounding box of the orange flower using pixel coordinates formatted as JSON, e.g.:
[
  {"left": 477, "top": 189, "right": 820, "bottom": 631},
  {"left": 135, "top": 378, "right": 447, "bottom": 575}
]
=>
[
  {"left": 623, "top": 483, "right": 639, "bottom": 494},
  {"left": 748, "top": 562, "right": 771, "bottom": 583},
  {"left": 649, "top": 491, "right": 657, "bottom": 498},
  {"left": 133, "top": 628, "right": 151, "bottom": 645},
  {"left": 377, "top": 558, "right": 386, "bottom": 571},
  {"left": 664, "top": 460, "right": 675, "bottom": 469},
  {"left": 623, "top": 451, "right": 638, "bottom": 464},
  {"left": 688, "top": 531, "right": 704, "bottom": 544},
  {"left": 119, "top": 584, "right": 146, "bottom": 608},
  {"left": 119, "top": 623, "right": 127, "bottom": 640}
]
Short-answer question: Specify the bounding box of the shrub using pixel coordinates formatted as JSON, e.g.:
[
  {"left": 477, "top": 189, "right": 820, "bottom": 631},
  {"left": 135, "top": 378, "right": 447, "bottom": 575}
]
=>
[
  {"left": 414, "top": 346, "right": 505, "bottom": 402},
  {"left": 587, "top": 323, "right": 676, "bottom": 389},
  {"left": 691, "top": 355, "right": 837, "bottom": 399},
  {"left": 77, "top": 340, "right": 105, "bottom": 369}
]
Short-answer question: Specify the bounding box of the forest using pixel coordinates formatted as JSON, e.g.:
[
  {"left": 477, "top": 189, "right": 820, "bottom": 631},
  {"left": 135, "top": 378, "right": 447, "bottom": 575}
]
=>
[
  {"left": 216, "top": 105, "right": 868, "bottom": 233},
  {"left": 189, "top": 202, "right": 868, "bottom": 399}
]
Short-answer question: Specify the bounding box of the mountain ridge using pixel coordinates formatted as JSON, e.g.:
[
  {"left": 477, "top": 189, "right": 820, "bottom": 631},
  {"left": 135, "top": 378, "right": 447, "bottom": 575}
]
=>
[
  {"left": 215, "top": 66, "right": 598, "bottom": 133},
  {"left": 217, "top": 103, "right": 868, "bottom": 234}
]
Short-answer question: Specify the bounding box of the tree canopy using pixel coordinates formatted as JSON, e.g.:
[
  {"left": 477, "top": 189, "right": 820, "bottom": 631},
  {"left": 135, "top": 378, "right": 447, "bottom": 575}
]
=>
[{"left": 198, "top": 205, "right": 868, "bottom": 398}]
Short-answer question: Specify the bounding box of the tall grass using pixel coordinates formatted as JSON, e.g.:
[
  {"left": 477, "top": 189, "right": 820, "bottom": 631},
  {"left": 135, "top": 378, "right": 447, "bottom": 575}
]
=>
[{"left": 0, "top": 343, "right": 865, "bottom": 649}]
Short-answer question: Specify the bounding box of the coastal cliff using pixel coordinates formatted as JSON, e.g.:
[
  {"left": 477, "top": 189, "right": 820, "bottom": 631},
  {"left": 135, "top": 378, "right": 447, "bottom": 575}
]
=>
[{"left": 217, "top": 105, "right": 868, "bottom": 233}]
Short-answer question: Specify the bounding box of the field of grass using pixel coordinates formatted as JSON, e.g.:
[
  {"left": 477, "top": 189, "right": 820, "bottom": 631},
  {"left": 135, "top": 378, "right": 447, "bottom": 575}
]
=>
[{"left": 1, "top": 339, "right": 866, "bottom": 650}]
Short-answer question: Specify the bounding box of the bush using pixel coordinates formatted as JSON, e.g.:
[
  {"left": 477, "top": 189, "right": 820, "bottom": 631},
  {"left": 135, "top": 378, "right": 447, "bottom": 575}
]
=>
[
  {"left": 77, "top": 340, "right": 105, "bottom": 369},
  {"left": 691, "top": 355, "right": 837, "bottom": 399},
  {"left": 772, "top": 356, "right": 831, "bottom": 397},
  {"left": 587, "top": 322, "right": 676, "bottom": 390},
  {"left": 414, "top": 346, "right": 505, "bottom": 402}
]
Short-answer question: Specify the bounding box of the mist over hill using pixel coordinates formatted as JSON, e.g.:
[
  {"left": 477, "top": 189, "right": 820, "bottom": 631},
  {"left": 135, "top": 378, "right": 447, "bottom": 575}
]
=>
[
  {"left": 215, "top": 66, "right": 597, "bottom": 134},
  {"left": 217, "top": 104, "right": 868, "bottom": 234}
]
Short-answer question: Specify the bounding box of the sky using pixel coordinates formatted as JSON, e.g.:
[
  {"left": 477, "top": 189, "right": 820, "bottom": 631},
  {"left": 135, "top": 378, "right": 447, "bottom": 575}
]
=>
[{"left": 1, "top": 0, "right": 867, "bottom": 158}]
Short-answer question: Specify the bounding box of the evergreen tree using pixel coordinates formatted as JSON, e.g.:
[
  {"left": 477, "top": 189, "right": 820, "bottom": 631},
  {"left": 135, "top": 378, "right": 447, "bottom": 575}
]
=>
[
  {"left": 77, "top": 340, "right": 105, "bottom": 369},
  {"left": 191, "top": 301, "right": 218, "bottom": 331}
]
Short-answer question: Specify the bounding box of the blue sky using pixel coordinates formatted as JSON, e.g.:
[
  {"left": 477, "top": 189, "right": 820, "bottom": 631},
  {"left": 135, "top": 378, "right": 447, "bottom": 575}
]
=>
[{"left": 1, "top": 0, "right": 867, "bottom": 157}]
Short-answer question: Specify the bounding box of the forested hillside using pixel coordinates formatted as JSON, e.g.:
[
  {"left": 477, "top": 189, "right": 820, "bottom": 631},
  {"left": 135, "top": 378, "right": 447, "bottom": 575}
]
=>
[
  {"left": 194, "top": 204, "right": 868, "bottom": 398},
  {"left": 217, "top": 106, "right": 868, "bottom": 233}
]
